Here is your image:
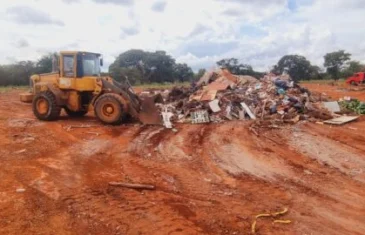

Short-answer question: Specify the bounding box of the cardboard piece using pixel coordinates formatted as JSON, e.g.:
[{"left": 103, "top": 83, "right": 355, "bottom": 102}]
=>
[
  {"left": 200, "top": 90, "right": 217, "bottom": 101},
  {"left": 324, "top": 116, "right": 359, "bottom": 125}
]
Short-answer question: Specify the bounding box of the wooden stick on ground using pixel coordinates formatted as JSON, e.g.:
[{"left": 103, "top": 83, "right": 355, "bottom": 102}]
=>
[
  {"left": 63, "top": 124, "right": 101, "bottom": 131},
  {"left": 109, "top": 182, "right": 155, "bottom": 190}
]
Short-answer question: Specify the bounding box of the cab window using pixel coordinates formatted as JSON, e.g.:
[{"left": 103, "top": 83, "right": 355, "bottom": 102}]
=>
[{"left": 63, "top": 55, "right": 74, "bottom": 77}]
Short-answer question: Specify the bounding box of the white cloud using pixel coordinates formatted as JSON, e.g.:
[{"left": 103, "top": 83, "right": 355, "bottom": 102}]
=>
[{"left": 0, "top": 0, "right": 364, "bottom": 72}]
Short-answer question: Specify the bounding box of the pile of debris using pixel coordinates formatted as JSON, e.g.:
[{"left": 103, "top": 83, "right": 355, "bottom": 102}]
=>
[{"left": 158, "top": 69, "right": 335, "bottom": 127}]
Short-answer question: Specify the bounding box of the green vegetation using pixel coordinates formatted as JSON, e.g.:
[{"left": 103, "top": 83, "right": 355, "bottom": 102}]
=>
[
  {"left": 324, "top": 50, "right": 351, "bottom": 81},
  {"left": 216, "top": 58, "right": 264, "bottom": 78},
  {"left": 340, "top": 99, "right": 365, "bottom": 114},
  {"left": 134, "top": 82, "right": 190, "bottom": 90},
  {"left": 109, "top": 50, "right": 194, "bottom": 85},
  {"left": 272, "top": 55, "right": 319, "bottom": 82},
  {"left": 0, "top": 86, "right": 28, "bottom": 93}
]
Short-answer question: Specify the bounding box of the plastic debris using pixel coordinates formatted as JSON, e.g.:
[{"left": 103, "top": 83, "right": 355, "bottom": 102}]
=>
[
  {"left": 209, "top": 99, "right": 221, "bottom": 113},
  {"left": 191, "top": 110, "right": 210, "bottom": 124},
  {"left": 323, "top": 101, "right": 341, "bottom": 113}
]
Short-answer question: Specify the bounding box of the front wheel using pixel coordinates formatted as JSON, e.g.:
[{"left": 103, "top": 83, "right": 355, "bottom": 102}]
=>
[
  {"left": 32, "top": 91, "right": 61, "bottom": 121},
  {"left": 94, "top": 94, "right": 125, "bottom": 125}
]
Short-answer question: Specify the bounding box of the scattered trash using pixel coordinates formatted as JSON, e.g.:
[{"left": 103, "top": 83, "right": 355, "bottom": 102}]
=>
[
  {"left": 157, "top": 69, "right": 336, "bottom": 128},
  {"left": 162, "top": 110, "right": 174, "bottom": 129},
  {"left": 63, "top": 124, "right": 100, "bottom": 131},
  {"left": 108, "top": 182, "right": 155, "bottom": 190},
  {"left": 209, "top": 99, "right": 221, "bottom": 113},
  {"left": 241, "top": 102, "right": 256, "bottom": 120},
  {"left": 86, "top": 132, "right": 100, "bottom": 136},
  {"left": 14, "top": 149, "right": 26, "bottom": 154},
  {"left": 324, "top": 116, "right": 359, "bottom": 125},
  {"left": 191, "top": 110, "right": 210, "bottom": 124},
  {"left": 323, "top": 101, "right": 341, "bottom": 113},
  {"left": 200, "top": 89, "right": 218, "bottom": 101},
  {"left": 16, "top": 188, "right": 26, "bottom": 193}
]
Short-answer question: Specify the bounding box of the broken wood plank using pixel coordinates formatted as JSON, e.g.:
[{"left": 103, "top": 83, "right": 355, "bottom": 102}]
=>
[
  {"left": 63, "top": 124, "right": 100, "bottom": 131},
  {"left": 324, "top": 116, "right": 359, "bottom": 125},
  {"left": 241, "top": 102, "right": 256, "bottom": 120},
  {"left": 108, "top": 182, "right": 155, "bottom": 190},
  {"left": 86, "top": 131, "right": 100, "bottom": 136}
]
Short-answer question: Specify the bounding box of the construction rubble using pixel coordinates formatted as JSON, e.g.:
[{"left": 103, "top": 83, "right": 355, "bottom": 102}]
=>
[{"left": 155, "top": 69, "right": 337, "bottom": 128}]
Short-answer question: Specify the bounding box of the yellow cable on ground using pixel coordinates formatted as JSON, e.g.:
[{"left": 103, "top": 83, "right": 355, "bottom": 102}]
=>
[
  {"left": 273, "top": 220, "right": 292, "bottom": 224},
  {"left": 251, "top": 220, "right": 257, "bottom": 234},
  {"left": 255, "top": 213, "right": 271, "bottom": 219},
  {"left": 271, "top": 208, "right": 288, "bottom": 217},
  {"left": 251, "top": 208, "right": 291, "bottom": 234}
]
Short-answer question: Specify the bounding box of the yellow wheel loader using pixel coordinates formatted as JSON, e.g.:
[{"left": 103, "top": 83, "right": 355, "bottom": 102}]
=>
[{"left": 20, "top": 51, "right": 162, "bottom": 125}]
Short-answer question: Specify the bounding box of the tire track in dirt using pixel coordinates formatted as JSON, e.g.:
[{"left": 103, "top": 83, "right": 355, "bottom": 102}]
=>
[
  {"left": 257, "top": 125, "right": 365, "bottom": 235},
  {"left": 117, "top": 124, "right": 295, "bottom": 234}
]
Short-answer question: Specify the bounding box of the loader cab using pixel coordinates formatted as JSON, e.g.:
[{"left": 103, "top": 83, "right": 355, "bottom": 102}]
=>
[{"left": 60, "top": 51, "right": 102, "bottom": 78}]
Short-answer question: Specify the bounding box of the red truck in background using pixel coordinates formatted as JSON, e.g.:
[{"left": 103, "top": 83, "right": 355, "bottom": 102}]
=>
[{"left": 346, "top": 72, "right": 365, "bottom": 85}]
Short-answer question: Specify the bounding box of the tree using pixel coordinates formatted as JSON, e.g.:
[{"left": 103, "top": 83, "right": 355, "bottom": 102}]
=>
[
  {"left": 272, "top": 55, "right": 313, "bottom": 82},
  {"left": 342, "top": 60, "right": 364, "bottom": 78},
  {"left": 109, "top": 49, "right": 193, "bottom": 84},
  {"left": 194, "top": 68, "right": 206, "bottom": 81},
  {"left": 309, "top": 65, "right": 322, "bottom": 80},
  {"left": 0, "top": 61, "right": 36, "bottom": 86},
  {"left": 35, "top": 53, "right": 57, "bottom": 74},
  {"left": 173, "top": 63, "right": 194, "bottom": 82},
  {"left": 216, "top": 58, "right": 254, "bottom": 75},
  {"left": 324, "top": 50, "right": 351, "bottom": 80}
]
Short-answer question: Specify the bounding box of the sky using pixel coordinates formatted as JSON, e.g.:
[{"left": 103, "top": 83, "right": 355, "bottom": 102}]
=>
[{"left": 1, "top": 0, "right": 365, "bottom": 72}]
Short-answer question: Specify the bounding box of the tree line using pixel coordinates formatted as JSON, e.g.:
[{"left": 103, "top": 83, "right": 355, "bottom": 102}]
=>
[
  {"left": 0, "top": 49, "right": 363, "bottom": 86},
  {"left": 0, "top": 53, "right": 55, "bottom": 86}
]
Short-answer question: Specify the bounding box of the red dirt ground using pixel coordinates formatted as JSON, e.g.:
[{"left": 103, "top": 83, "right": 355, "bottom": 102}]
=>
[
  {"left": 302, "top": 83, "right": 365, "bottom": 101},
  {"left": 0, "top": 86, "right": 365, "bottom": 235}
]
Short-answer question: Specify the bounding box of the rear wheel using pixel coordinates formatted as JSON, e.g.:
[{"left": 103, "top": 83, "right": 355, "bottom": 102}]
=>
[
  {"left": 94, "top": 93, "right": 125, "bottom": 125},
  {"left": 64, "top": 107, "right": 88, "bottom": 117},
  {"left": 350, "top": 81, "right": 358, "bottom": 86},
  {"left": 32, "top": 91, "right": 61, "bottom": 121}
]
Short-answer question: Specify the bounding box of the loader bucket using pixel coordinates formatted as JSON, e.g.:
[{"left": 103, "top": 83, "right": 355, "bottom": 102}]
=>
[
  {"left": 20, "top": 92, "right": 34, "bottom": 103},
  {"left": 137, "top": 94, "right": 163, "bottom": 125}
]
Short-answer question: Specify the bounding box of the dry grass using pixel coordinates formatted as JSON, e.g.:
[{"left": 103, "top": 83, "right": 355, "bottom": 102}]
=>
[
  {"left": 133, "top": 82, "right": 190, "bottom": 90},
  {"left": 300, "top": 79, "right": 345, "bottom": 85},
  {"left": 0, "top": 86, "right": 28, "bottom": 93}
]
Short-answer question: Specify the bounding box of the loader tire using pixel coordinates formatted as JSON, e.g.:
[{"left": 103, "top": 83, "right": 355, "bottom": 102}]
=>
[
  {"left": 64, "top": 107, "right": 88, "bottom": 117},
  {"left": 32, "top": 91, "right": 61, "bottom": 121},
  {"left": 94, "top": 93, "right": 125, "bottom": 125}
]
